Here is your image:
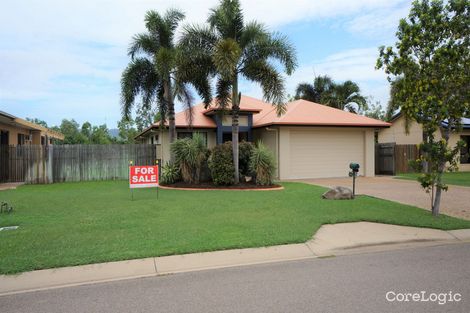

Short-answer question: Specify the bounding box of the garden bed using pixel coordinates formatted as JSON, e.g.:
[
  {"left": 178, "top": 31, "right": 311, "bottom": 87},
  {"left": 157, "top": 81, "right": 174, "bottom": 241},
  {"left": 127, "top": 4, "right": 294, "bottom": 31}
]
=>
[{"left": 160, "top": 182, "right": 283, "bottom": 190}]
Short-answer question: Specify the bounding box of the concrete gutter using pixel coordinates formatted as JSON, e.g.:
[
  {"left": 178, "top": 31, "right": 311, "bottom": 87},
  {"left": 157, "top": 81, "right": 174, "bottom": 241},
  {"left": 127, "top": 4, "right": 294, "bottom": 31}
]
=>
[{"left": 1, "top": 222, "right": 470, "bottom": 296}]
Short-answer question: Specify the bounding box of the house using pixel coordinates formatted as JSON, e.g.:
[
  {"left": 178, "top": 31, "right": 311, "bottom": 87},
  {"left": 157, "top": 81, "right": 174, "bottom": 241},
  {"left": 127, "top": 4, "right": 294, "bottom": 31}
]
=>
[
  {"left": 135, "top": 96, "right": 390, "bottom": 179},
  {"left": 378, "top": 113, "right": 470, "bottom": 171},
  {"left": 0, "top": 111, "right": 64, "bottom": 146}
]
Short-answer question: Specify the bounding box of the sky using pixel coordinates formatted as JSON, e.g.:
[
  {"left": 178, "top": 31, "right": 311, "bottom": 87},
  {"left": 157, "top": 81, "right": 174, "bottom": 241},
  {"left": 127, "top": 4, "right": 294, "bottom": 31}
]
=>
[{"left": 0, "top": 0, "right": 412, "bottom": 128}]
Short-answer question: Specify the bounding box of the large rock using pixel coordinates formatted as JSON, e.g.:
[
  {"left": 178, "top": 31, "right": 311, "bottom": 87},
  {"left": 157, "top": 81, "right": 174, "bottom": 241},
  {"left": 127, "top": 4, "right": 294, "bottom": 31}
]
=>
[{"left": 322, "top": 186, "right": 354, "bottom": 200}]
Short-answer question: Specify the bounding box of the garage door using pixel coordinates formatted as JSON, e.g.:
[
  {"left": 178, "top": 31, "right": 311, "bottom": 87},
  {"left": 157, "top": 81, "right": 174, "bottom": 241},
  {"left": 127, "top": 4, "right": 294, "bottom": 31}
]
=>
[{"left": 289, "top": 129, "right": 364, "bottom": 179}]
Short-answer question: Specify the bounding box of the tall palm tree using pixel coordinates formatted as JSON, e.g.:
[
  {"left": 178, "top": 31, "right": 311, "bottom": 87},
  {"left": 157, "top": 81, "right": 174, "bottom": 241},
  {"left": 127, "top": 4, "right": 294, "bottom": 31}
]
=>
[
  {"left": 324, "top": 80, "right": 367, "bottom": 113},
  {"left": 295, "top": 76, "right": 367, "bottom": 113},
  {"left": 121, "top": 9, "right": 193, "bottom": 160},
  {"left": 178, "top": 0, "right": 297, "bottom": 183}
]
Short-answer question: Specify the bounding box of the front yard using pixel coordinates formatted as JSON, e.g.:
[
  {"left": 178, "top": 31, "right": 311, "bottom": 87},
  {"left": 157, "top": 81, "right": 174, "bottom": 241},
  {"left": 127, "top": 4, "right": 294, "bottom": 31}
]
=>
[
  {"left": 1, "top": 181, "right": 470, "bottom": 274},
  {"left": 396, "top": 171, "right": 470, "bottom": 187}
]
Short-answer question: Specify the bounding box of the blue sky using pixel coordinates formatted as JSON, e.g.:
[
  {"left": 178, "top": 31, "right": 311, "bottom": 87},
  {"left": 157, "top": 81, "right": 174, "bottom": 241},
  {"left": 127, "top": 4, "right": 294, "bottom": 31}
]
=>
[{"left": 0, "top": 0, "right": 411, "bottom": 128}]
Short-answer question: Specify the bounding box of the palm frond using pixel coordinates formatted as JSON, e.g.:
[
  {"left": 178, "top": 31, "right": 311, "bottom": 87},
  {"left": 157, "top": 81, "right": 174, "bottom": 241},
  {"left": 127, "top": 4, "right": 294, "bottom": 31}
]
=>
[
  {"left": 128, "top": 33, "right": 159, "bottom": 59},
  {"left": 242, "top": 60, "right": 286, "bottom": 115},
  {"left": 295, "top": 83, "right": 317, "bottom": 102},
  {"left": 120, "top": 58, "right": 160, "bottom": 119},
  {"left": 208, "top": 0, "right": 244, "bottom": 39},
  {"left": 215, "top": 78, "right": 232, "bottom": 111}
]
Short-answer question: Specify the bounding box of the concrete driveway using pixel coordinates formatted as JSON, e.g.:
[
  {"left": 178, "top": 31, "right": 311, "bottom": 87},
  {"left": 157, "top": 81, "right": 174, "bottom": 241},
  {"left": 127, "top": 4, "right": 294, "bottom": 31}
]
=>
[{"left": 296, "top": 176, "right": 470, "bottom": 220}]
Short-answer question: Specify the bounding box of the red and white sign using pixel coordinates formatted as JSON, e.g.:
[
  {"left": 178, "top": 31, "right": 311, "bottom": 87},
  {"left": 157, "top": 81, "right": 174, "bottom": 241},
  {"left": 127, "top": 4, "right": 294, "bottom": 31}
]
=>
[{"left": 129, "top": 165, "right": 159, "bottom": 188}]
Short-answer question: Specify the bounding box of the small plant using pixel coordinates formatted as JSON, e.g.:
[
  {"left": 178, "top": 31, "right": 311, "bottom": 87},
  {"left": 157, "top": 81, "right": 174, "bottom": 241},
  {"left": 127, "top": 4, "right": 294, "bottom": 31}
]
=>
[
  {"left": 250, "top": 141, "right": 276, "bottom": 186},
  {"left": 160, "top": 162, "right": 180, "bottom": 184},
  {"left": 208, "top": 142, "right": 235, "bottom": 185},
  {"left": 170, "top": 133, "right": 207, "bottom": 184},
  {"left": 239, "top": 141, "right": 254, "bottom": 177},
  {"left": 0, "top": 202, "right": 13, "bottom": 214}
]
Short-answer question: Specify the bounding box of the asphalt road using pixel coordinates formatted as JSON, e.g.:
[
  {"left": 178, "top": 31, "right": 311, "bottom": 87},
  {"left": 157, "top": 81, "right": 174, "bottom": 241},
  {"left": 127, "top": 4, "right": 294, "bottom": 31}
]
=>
[{"left": 1, "top": 243, "right": 469, "bottom": 313}]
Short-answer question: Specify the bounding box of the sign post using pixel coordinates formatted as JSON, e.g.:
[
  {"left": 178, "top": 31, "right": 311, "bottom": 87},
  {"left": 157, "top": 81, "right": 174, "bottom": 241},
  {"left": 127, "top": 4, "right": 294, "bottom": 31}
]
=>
[{"left": 129, "top": 161, "right": 159, "bottom": 200}]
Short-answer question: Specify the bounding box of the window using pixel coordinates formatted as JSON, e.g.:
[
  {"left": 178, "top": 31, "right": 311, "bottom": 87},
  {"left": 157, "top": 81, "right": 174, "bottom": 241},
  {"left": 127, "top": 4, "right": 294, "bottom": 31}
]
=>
[
  {"left": 17, "top": 133, "right": 26, "bottom": 145},
  {"left": 222, "top": 132, "right": 248, "bottom": 143},
  {"left": 461, "top": 136, "right": 470, "bottom": 164}
]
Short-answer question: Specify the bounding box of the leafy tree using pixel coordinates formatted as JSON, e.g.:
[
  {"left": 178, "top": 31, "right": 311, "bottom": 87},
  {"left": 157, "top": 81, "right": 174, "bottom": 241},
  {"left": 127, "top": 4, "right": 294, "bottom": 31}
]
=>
[
  {"left": 25, "top": 118, "right": 48, "bottom": 128},
  {"left": 81, "top": 122, "right": 92, "bottom": 143},
  {"left": 121, "top": 9, "right": 194, "bottom": 160},
  {"left": 58, "top": 119, "right": 87, "bottom": 144},
  {"left": 117, "top": 117, "right": 138, "bottom": 144},
  {"left": 179, "top": 0, "right": 297, "bottom": 183},
  {"left": 295, "top": 76, "right": 367, "bottom": 113},
  {"left": 90, "top": 124, "right": 113, "bottom": 144},
  {"left": 359, "top": 97, "right": 386, "bottom": 121},
  {"left": 377, "top": 0, "right": 470, "bottom": 216},
  {"left": 384, "top": 77, "right": 406, "bottom": 121}
]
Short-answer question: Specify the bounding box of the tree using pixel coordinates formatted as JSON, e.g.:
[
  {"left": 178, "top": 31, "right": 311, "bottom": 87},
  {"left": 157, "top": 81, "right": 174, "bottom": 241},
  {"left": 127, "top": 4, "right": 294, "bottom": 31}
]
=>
[
  {"left": 295, "top": 75, "right": 335, "bottom": 103},
  {"left": 81, "top": 122, "right": 92, "bottom": 143},
  {"left": 359, "top": 97, "right": 386, "bottom": 121},
  {"left": 121, "top": 9, "right": 193, "bottom": 160},
  {"left": 377, "top": 0, "right": 470, "bottom": 216},
  {"left": 295, "top": 76, "right": 367, "bottom": 113},
  {"left": 117, "top": 117, "right": 138, "bottom": 144},
  {"left": 90, "top": 124, "right": 113, "bottom": 144},
  {"left": 58, "top": 119, "right": 87, "bottom": 144},
  {"left": 384, "top": 77, "right": 406, "bottom": 121},
  {"left": 179, "top": 0, "right": 297, "bottom": 183},
  {"left": 25, "top": 118, "right": 48, "bottom": 128}
]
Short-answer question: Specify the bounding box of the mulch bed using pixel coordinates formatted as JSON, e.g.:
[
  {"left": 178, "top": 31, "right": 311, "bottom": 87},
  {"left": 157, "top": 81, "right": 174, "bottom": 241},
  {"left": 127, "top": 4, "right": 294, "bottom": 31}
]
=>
[{"left": 159, "top": 182, "right": 283, "bottom": 190}]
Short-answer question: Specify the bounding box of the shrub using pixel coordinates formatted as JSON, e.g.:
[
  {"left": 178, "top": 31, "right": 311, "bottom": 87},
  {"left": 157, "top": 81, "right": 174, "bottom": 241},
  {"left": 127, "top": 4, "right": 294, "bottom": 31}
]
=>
[
  {"left": 208, "top": 142, "right": 234, "bottom": 185},
  {"left": 250, "top": 141, "right": 276, "bottom": 186},
  {"left": 170, "top": 133, "right": 207, "bottom": 184},
  {"left": 239, "top": 141, "right": 254, "bottom": 177},
  {"left": 160, "top": 162, "right": 180, "bottom": 184}
]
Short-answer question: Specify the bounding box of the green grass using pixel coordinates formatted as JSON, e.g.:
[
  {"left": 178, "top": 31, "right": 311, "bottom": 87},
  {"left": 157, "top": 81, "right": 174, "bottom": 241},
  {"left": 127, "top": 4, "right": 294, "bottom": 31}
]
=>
[
  {"left": 396, "top": 171, "right": 470, "bottom": 187},
  {"left": 1, "top": 181, "right": 470, "bottom": 274}
]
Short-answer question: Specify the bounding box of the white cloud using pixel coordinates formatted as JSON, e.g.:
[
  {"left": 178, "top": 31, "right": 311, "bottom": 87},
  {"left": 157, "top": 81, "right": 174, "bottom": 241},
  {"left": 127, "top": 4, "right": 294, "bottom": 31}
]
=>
[
  {"left": 0, "top": 0, "right": 408, "bottom": 125},
  {"left": 284, "top": 47, "right": 390, "bottom": 106}
]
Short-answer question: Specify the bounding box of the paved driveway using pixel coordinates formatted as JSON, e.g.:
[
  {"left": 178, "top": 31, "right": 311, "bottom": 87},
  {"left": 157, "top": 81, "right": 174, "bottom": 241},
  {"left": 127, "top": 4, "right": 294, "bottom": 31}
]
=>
[{"left": 296, "top": 176, "right": 470, "bottom": 220}]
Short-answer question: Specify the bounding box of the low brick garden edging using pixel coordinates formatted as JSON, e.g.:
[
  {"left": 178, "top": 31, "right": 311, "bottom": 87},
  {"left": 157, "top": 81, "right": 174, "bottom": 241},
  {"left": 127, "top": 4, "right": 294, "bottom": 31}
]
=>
[{"left": 159, "top": 184, "right": 284, "bottom": 191}]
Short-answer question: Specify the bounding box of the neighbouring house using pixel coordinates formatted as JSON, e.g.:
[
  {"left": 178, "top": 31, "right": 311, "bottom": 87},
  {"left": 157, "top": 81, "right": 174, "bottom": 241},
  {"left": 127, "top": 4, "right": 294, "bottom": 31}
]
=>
[
  {"left": 378, "top": 113, "right": 470, "bottom": 172},
  {"left": 0, "top": 111, "right": 64, "bottom": 146},
  {"left": 135, "top": 95, "right": 390, "bottom": 179}
]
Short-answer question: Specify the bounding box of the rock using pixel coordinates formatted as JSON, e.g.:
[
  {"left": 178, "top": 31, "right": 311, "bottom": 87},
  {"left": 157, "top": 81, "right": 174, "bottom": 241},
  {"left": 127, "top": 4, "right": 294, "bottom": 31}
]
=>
[
  {"left": 245, "top": 176, "right": 252, "bottom": 182},
  {"left": 322, "top": 186, "right": 354, "bottom": 200}
]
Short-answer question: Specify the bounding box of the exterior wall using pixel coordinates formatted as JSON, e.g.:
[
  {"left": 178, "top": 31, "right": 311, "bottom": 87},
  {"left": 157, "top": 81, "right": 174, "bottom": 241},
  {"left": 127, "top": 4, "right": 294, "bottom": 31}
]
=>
[
  {"left": 0, "top": 123, "right": 33, "bottom": 145},
  {"left": 277, "top": 126, "right": 375, "bottom": 180},
  {"left": 253, "top": 127, "right": 279, "bottom": 178},
  {"left": 378, "top": 115, "right": 423, "bottom": 145},
  {"left": 144, "top": 129, "right": 217, "bottom": 165},
  {"left": 378, "top": 116, "right": 470, "bottom": 171}
]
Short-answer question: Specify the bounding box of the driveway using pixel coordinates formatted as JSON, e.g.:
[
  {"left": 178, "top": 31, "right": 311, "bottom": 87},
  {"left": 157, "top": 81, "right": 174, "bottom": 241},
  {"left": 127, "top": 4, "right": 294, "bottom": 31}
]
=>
[{"left": 297, "top": 176, "right": 470, "bottom": 220}]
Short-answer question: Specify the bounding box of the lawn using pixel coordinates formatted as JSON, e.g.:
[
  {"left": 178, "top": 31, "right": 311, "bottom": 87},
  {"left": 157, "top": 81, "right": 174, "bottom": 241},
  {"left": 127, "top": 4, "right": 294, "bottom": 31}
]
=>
[
  {"left": 396, "top": 171, "right": 470, "bottom": 187},
  {"left": 1, "top": 181, "right": 470, "bottom": 275}
]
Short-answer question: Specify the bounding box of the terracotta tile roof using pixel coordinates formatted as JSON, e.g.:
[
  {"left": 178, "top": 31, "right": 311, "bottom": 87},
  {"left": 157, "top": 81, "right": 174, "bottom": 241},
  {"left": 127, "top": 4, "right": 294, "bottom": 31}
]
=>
[
  {"left": 138, "top": 96, "right": 390, "bottom": 138},
  {"left": 254, "top": 99, "right": 391, "bottom": 128}
]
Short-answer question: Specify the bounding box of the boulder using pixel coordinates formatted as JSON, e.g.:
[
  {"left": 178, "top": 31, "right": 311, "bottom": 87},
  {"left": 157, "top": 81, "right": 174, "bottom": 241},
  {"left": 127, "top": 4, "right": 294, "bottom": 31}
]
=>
[{"left": 322, "top": 186, "right": 354, "bottom": 200}]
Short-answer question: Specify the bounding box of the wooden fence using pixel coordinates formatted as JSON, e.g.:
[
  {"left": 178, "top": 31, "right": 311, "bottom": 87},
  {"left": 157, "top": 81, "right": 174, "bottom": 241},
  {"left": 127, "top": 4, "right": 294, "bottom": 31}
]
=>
[
  {"left": 375, "top": 143, "right": 420, "bottom": 175},
  {"left": 0, "top": 144, "right": 157, "bottom": 184}
]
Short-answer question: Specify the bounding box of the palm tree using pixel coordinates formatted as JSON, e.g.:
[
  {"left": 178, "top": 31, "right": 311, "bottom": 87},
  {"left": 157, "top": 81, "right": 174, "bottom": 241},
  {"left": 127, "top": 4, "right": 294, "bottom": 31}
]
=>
[
  {"left": 121, "top": 9, "right": 193, "bottom": 161},
  {"left": 178, "top": 0, "right": 297, "bottom": 183},
  {"left": 295, "top": 75, "right": 334, "bottom": 103},
  {"left": 295, "top": 76, "right": 367, "bottom": 113},
  {"left": 324, "top": 80, "right": 367, "bottom": 113}
]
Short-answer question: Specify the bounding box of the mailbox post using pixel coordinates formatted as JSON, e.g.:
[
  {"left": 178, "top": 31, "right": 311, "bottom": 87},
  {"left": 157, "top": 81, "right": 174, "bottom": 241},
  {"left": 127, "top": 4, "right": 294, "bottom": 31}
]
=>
[{"left": 349, "top": 163, "right": 360, "bottom": 198}]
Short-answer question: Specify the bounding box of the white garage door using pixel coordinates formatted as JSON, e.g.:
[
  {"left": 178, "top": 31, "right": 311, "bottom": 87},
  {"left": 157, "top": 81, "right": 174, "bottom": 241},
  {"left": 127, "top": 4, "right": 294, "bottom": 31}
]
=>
[{"left": 289, "top": 129, "right": 364, "bottom": 179}]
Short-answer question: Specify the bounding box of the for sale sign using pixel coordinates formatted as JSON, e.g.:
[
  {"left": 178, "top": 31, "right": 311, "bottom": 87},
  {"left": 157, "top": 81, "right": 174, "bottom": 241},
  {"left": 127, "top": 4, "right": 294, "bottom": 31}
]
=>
[{"left": 129, "top": 165, "right": 159, "bottom": 188}]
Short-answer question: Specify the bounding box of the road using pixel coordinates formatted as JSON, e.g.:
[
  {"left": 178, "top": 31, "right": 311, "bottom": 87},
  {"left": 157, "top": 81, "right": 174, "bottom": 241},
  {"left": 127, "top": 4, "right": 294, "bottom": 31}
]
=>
[{"left": 1, "top": 243, "right": 469, "bottom": 313}]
